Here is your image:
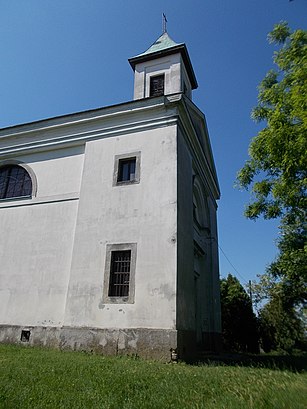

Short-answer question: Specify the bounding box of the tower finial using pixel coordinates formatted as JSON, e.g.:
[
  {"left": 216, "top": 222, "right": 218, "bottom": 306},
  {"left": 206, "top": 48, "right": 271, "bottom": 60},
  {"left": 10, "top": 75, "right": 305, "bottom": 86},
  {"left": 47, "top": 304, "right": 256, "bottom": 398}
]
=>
[{"left": 162, "top": 13, "right": 167, "bottom": 34}]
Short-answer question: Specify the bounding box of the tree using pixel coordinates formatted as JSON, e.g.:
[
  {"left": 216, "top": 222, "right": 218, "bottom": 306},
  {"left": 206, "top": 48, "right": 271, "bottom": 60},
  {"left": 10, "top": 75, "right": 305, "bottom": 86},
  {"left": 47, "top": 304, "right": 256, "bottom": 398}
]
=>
[
  {"left": 268, "top": 216, "right": 307, "bottom": 306},
  {"left": 220, "top": 274, "right": 259, "bottom": 353},
  {"left": 252, "top": 216, "right": 307, "bottom": 310},
  {"left": 258, "top": 294, "right": 304, "bottom": 352},
  {"left": 237, "top": 21, "right": 306, "bottom": 221},
  {"left": 237, "top": 22, "right": 307, "bottom": 351},
  {"left": 252, "top": 217, "right": 306, "bottom": 352}
]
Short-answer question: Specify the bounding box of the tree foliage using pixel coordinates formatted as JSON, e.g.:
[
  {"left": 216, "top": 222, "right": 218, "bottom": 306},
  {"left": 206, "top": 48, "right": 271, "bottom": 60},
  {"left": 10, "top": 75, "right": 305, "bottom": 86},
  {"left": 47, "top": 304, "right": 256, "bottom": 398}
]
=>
[
  {"left": 237, "top": 22, "right": 307, "bottom": 352},
  {"left": 237, "top": 21, "right": 307, "bottom": 221},
  {"left": 258, "top": 295, "right": 304, "bottom": 352},
  {"left": 269, "top": 217, "right": 307, "bottom": 306},
  {"left": 252, "top": 216, "right": 307, "bottom": 309},
  {"left": 220, "top": 274, "right": 259, "bottom": 353}
]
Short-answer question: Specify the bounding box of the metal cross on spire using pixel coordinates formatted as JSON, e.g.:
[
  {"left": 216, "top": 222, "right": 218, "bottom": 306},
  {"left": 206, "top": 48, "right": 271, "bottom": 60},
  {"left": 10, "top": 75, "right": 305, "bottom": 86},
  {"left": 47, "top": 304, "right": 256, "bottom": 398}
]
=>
[{"left": 162, "top": 13, "right": 167, "bottom": 34}]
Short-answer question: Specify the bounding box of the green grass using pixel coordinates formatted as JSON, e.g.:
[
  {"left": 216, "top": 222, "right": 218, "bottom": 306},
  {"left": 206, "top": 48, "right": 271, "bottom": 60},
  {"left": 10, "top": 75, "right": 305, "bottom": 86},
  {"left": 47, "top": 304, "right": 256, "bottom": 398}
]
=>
[{"left": 0, "top": 344, "right": 306, "bottom": 409}]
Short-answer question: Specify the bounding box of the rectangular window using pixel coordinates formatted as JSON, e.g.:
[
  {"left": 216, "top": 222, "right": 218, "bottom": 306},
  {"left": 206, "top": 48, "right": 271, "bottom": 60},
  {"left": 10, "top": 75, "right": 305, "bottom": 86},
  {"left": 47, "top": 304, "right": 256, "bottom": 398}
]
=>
[
  {"left": 108, "top": 250, "right": 131, "bottom": 297},
  {"left": 103, "top": 243, "right": 137, "bottom": 304},
  {"left": 113, "top": 152, "right": 141, "bottom": 186},
  {"left": 150, "top": 74, "right": 165, "bottom": 97},
  {"left": 118, "top": 158, "right": 136, "bottom": 183}
]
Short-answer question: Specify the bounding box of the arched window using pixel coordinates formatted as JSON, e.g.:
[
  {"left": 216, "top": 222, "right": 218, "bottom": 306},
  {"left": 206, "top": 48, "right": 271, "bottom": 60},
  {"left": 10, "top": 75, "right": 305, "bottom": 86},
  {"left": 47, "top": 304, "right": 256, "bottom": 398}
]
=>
[
  {"left": 0, "top": 165, "right": 32, "bottom": 200},
  {"left": 193, "top": 175, "right": 210, "bottom": 230}
]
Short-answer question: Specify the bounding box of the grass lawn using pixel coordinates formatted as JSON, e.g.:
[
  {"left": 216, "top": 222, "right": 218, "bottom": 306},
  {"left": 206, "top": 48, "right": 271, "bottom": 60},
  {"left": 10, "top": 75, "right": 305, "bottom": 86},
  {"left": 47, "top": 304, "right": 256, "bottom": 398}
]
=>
[{"left": 0, "top": 344, "right": 306, "bottom": 409}]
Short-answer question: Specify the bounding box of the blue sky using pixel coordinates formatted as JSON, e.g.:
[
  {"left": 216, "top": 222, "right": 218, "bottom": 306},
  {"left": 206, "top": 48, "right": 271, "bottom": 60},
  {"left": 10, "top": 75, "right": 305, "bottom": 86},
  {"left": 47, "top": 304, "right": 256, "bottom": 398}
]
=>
[{"left": 1, "top": 0, "right": 306, "bottom": 288}]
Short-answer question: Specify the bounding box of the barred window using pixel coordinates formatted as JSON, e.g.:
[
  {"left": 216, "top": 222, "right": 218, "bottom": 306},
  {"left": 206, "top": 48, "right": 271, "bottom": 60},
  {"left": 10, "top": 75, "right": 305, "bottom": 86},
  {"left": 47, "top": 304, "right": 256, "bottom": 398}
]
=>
[
  {"left": 103, "top": 243, "right": 136, "bottom": 304},
  {"left": 0, "top": 165, "right": 32, "bottom": 200},
  {"left": 150, "top": 74, "right": 165, "bottom": 97},
  {"left": 108, "top": 250, "right": 131, "bottom": 297}
]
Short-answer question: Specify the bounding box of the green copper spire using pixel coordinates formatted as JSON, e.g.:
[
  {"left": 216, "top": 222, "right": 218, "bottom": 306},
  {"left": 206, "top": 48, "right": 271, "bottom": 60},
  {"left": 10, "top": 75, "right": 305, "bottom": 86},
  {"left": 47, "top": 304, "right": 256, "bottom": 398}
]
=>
[{"left": 136, "top": 32, "right": 183, "bottom": 58}]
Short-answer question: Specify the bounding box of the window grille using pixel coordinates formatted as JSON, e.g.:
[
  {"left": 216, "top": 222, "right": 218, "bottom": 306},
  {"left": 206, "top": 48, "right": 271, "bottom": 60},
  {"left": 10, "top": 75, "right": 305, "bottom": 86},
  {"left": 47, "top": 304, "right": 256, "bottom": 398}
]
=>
[
  {"left": 108, "top": 250, "right": 131, "bottom": 297},
  {"left": 117, "top": 158, "right": 136, "bottom": 182},
  {"left": 0, "top": 165, "right": 32, "bottom": 200},
  {"left": 150, "top": 74, "right": 165, "bottom": 97}
]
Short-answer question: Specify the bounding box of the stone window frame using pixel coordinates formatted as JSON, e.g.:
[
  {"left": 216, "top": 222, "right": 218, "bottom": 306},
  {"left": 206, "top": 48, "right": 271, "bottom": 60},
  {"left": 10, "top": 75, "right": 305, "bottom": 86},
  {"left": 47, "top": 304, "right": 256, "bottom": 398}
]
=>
[
  {"left": 0, "top": 160, "right": 37, "bottom": 202},
  {"left": 103, "top": 243, "right": 137, "bottom": 304},
  {"left": 113, "top": 151, "right": 141, "bottom": 186}
]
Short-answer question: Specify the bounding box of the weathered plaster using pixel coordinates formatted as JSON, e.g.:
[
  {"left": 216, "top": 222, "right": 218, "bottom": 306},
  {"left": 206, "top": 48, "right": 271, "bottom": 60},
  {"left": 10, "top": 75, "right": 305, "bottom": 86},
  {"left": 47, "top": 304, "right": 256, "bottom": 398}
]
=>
[{"left": 0, "top": 325, "right": 178, "bottom": 361}]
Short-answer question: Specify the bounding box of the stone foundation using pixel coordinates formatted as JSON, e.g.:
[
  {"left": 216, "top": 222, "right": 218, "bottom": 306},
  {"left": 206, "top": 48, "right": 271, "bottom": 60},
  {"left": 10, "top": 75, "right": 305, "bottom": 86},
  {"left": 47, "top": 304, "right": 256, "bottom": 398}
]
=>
[
  {"left": 0, "top": 325, "right": 179, "bottom": 361},
  {"left": 0, "top": 325, "right": 221, "bottom": 361}
]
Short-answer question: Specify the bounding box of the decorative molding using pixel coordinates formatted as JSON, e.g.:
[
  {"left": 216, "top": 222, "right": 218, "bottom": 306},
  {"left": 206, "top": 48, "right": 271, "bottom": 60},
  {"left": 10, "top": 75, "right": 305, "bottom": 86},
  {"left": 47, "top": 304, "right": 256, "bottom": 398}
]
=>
[
  {"left": 0, "top": 115, "right": 178, "bottom": 159},
  {"left": 177, "top": 106, "right": 220, "bottom": 201},
  {"left": 0, "top": 192, "right": 79, "bottom": 209}
]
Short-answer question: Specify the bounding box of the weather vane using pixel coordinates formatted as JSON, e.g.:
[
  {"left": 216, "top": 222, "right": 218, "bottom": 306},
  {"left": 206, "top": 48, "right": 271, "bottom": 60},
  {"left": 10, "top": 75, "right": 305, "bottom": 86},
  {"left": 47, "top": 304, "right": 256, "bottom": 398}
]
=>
[{"left": 162, "top": 13, "right": 167, "bottom": 34}]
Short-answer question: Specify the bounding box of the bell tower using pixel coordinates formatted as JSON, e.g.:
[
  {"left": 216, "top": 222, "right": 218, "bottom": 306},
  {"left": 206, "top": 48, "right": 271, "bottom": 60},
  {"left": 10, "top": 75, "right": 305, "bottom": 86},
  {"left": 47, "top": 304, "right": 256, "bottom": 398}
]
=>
[{"left": 129, "top": 31, "right": 198, "bottom": 100}]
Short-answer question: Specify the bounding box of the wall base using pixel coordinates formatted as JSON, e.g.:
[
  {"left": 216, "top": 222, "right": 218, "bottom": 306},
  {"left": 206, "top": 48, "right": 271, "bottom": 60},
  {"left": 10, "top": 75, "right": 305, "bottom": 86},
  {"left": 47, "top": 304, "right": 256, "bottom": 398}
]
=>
[
  {"left": 0, "top": 325, "right": 222, "bottom": 361},
  {"left": 0, "top": 325, "right": 178, "bottom": 361}
]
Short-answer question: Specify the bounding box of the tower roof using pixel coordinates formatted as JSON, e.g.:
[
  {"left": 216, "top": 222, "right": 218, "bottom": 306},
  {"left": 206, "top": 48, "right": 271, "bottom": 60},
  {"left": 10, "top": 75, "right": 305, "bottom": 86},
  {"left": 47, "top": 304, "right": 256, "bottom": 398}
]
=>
[
  {"left": 128, "top": 32, "right": 198, "bottom": 90},
  {"left": 135, "top": 32, "right": 182, "bottom": 56}
]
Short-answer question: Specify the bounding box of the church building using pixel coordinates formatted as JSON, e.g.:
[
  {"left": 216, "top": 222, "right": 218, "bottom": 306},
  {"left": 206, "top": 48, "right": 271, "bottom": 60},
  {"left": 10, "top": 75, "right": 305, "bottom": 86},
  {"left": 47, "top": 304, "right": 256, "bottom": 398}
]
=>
[{"left": 0, "top": 30, "right": 221, "bottom": 361}]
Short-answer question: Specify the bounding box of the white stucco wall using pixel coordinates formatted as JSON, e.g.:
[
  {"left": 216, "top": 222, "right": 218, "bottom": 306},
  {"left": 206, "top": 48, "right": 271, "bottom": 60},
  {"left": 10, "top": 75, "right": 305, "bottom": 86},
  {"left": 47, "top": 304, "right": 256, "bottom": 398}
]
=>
[
  {"left": 207, "top": 196, "right": 222, "bottom": 333},
  {"left": 176, "top": 128, "right": 195, "bottom": 331},
  {"left": 0, "top": 94, "right": 220, "bottom": 351},
  {"left": 0, "top": 147, "right": 84, "bottom": 326},
  {"left": 0, "top": 101, "right": 179, "bottom": 333},
  {"left": 176, "top": 125, "right": 221, "bottom": 338},
  {"left": 64, "top": 125, "right": 178, "bottom": 330}
]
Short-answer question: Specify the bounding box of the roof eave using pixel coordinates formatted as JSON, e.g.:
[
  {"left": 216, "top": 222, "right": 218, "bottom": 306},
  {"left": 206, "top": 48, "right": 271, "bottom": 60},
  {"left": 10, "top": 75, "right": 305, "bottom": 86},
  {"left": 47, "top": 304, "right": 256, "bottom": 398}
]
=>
[{"left": 128, "top": 44, "right": 198, "bottom": 90}]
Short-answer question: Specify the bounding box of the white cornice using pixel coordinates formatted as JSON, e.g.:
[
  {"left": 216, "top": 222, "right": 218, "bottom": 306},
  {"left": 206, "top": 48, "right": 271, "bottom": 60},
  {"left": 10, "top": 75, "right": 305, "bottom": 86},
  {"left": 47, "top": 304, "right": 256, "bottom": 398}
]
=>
[
  {"left": 0, "top": 98, "right": 179, "bottom": 158},
  {"left": 0, "top": 192, "right": 79, "bottom": 209},
  {"left": 0, "top": 93, "right": 220, "bottom": 202},
  {"left": 177, "top": 102, "right": 220, "bottom": 200},
  {"left": 0, "top": 94, "right": 182, "bottom": 136}
]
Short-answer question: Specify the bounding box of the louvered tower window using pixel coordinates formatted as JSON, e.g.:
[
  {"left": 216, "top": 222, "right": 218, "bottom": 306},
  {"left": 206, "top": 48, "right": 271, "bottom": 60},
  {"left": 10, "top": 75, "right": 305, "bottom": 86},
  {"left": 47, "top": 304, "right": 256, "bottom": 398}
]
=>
[
  {"left": 150, "top": 74, "right": 165, "bottom": 97},
  {"left": 108, "top": 250, "right": 131, "bottom": 297}
]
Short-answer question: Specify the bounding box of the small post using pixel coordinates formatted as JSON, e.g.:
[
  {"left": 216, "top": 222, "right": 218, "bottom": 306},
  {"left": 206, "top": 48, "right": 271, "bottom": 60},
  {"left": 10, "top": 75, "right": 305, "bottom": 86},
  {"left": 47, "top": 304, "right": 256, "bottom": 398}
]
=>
[{"left": 162, "top": 13, "right": 167, "bottom": 34}]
